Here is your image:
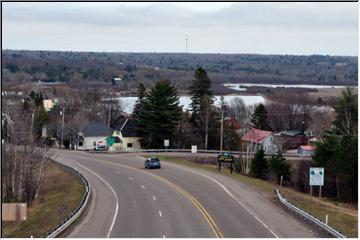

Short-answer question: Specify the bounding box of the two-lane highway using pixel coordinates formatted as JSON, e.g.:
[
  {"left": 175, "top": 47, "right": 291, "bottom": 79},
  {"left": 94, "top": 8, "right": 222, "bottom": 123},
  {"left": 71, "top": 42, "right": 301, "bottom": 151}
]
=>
[{"left": 54, "top": 150, "right": 327, "bottom": 238}]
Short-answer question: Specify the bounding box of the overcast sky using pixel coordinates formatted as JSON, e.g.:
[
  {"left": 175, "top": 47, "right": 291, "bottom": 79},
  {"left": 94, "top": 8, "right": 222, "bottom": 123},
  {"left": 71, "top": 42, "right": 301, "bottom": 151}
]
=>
[{"left": 2, "top": 2, "right": 359, "bottom": 56}]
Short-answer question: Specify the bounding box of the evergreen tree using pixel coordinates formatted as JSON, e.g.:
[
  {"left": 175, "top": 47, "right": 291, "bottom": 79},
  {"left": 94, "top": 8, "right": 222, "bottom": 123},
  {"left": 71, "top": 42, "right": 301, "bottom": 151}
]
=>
[
  {"left": 189, "top": 68, "right": 218, "bottom": 149},
  {"left": 133, "top": 83, "right": 147, "bottom": 118},
  {"left": 251, "top": 103, "right": 271, "bottom": 130},
  {"left": 333, "top": 87, "right": 357, "bottom": 136},
  {"left": 250, "top": 148, "right": 268, "bottom": 180},
  {"left": 137, "top": 80, "right": 182, "bottom": 148},
  {"left": 269, "top": 151, "right": 291, "bottom": 184},
  {"left": 189, "top": 68, "right": 213, "bottom": 113},
  {"left": 312, "top": 88, "right": 358, "bottom": 202}
]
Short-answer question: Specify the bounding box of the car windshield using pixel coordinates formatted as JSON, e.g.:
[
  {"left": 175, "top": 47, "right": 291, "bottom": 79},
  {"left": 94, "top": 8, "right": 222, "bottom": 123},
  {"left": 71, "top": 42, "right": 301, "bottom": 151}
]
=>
[{"left": 150, "top": 158, "right": 160, "bottom": 162}]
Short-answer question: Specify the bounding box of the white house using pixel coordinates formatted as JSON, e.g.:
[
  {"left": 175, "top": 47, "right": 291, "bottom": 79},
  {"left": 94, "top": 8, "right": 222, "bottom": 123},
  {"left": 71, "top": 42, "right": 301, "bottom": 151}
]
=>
[
  {"left": 108, "top": 117, "right": 141, "bottom": 152},
  {"left": 76, "top": 122, "right": 112, "bottom": 151},
  {"left": 241, "top": 128, "right": 280, "bottom": 154}
]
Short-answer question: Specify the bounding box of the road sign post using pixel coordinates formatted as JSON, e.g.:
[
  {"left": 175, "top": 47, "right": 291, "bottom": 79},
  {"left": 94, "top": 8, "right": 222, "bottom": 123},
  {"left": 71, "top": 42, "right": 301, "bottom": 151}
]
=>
[
  {"left": 217, "top": 153, "right": 234, "bottom": 174},
  {"left": 164, "top": 139, "right": 169, "bottom": 152},
  {"left": 309, "top": 167, "right": 325, "bottom": 186},
  {"left": 191, "top": 145, "right": 197, "bottom": 162},
  {"left": 309, "top": 167, "right": 325, "bottom": 210}
]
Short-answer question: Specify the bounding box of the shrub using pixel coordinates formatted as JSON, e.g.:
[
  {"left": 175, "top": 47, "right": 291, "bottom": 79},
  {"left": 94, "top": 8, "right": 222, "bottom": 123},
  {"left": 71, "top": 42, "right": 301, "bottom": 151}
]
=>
[
  {"left": 250, "top": 148, "right": 269, "bottom": 180},
  {"left": 269, "top": 151, "right": 291, "bottom": 184}
]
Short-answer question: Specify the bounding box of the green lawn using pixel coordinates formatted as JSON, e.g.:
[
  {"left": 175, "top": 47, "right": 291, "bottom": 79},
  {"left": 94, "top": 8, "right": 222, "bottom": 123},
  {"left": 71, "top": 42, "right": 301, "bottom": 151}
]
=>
[
  {"left": 2, "top": 161, "right": 85, "bottom": 238},
  {"left": 153, "top": 155, "right": 358, "bottom": 238}
]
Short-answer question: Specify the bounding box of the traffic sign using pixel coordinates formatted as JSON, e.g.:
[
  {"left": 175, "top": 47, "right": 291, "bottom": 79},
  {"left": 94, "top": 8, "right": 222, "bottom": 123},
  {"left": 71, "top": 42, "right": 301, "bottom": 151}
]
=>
[
  {"left": 309, "top": 167, "right": 324, "bottom": 186},
  {"left": 191, "top": 145, "right": 197, "bottom": 153},
  {"left": 218, "top": 154, "right": 234, "bottom": 163},
  {"left": 164, "top": 139, "right": 169, "bottom": 147}
]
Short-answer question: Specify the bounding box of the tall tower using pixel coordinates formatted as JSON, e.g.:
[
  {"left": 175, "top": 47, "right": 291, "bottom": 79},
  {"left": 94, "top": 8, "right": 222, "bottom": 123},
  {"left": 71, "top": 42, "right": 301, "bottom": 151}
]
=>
[{"left": 185, "top": 37, "right": 188, "bottom": 53}]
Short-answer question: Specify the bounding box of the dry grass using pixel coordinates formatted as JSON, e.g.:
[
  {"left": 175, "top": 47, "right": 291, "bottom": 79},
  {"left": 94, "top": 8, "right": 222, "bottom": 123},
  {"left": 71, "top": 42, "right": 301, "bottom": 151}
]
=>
[
  {"left": 155, "top": 155, "right": 358, "bottom": 238},
  {"left": 2, "top": 161, "right": 85, "bottom": 238}
]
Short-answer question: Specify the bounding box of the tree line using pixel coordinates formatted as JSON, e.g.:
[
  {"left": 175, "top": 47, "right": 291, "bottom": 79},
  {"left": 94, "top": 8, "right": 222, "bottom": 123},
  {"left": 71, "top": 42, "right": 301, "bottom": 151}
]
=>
[{"left": 246, "top": 88, "right": 357, "bottom": 202}]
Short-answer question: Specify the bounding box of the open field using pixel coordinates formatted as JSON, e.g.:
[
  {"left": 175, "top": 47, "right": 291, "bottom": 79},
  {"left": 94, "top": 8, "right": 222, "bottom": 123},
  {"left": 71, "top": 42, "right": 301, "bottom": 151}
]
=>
[
  {"left": 2, "top": 161, "right": 85, "bottom": 238},
  {"left": 152, "top": 155, "right": 358, "bottom": 237}
]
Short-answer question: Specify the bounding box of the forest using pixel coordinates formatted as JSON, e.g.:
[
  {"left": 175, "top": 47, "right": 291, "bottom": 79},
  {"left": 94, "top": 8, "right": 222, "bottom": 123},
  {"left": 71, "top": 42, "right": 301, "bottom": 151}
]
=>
[{"left": 2, "top": 50, "right": 358, "bottom": 93}]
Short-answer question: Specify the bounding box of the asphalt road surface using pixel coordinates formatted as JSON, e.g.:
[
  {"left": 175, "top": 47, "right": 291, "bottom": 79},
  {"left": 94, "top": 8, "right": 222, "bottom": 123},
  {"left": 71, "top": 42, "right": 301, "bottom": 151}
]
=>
[{"left": 54, "top": 150, "right": 328, "bottom": 238}]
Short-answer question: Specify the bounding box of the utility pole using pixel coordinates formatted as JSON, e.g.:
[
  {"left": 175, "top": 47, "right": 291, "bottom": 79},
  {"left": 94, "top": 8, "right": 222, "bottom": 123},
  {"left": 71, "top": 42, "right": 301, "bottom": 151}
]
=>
[
  {"left": 185, "top": 37, "right": 188, "bottom": 53},
  {"left": 220, "top": 109, "right": 224, "bottom": 154},
  {"left": 205, "top": 107, "right": 209, "bottom": 150},
  {"left": 30, "top": 110, "right": 35, "bottom": 143},
  {"left": 220, "top": 96, "right": 226, "bottom": 154},
  {"left": 60, "top": 107, "right": 65, "bottom": 149},
  {"left": 107, "top": 104, "right": 111, "bottom": 127}
]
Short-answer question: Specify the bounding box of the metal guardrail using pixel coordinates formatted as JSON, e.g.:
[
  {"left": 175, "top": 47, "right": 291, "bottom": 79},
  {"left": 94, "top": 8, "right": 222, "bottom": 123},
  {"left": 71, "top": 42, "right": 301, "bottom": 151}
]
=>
[
  {"left": 274, "top": 189, "right": 346, "bottom": 238},
  {"left": 109, "top": 148, "right": 311, "bottom": 160},
  {"left": 46, "top": 161, "right": 91, "bottom": 238}
]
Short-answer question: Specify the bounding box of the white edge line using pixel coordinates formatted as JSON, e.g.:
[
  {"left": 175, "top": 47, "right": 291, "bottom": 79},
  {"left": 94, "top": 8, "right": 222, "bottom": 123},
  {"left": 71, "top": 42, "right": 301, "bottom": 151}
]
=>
[
  {"left": 75, "top": 162, "right": 119, "bottom": 238},
  {"left": 165, "top": 163, "right": 280, "bottom": 238}
]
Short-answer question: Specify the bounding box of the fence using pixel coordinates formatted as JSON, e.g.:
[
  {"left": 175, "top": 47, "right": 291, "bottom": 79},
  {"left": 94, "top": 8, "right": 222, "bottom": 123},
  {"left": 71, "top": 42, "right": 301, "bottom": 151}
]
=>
[{"left": 46, "top": 160, "right": 91, "bottom": 238}]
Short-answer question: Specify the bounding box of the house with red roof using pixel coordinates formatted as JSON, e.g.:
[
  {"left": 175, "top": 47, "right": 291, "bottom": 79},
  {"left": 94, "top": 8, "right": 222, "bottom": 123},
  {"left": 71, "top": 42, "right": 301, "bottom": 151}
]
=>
[
  {"left": 224, "top": 117, "right": 242, "bottom": 134},
  {"left": 241, "top": 128, "right": 280, "bottom": 154},
  {"left": 297, "top": 145, "right": 316, "bottom": 156}
]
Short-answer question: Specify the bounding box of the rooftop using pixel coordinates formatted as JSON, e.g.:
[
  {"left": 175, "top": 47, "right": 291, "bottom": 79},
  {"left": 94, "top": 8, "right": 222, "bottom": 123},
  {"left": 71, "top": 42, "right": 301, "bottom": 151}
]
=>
[{"left": 241, "top": 128, "right": 272, "bottom": 144}]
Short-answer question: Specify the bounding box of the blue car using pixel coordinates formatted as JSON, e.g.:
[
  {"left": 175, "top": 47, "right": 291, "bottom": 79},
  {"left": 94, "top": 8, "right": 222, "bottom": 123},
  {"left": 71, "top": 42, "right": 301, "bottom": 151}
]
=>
[{"left": 145, "top": 157, "right": 161, "bottom": 169}]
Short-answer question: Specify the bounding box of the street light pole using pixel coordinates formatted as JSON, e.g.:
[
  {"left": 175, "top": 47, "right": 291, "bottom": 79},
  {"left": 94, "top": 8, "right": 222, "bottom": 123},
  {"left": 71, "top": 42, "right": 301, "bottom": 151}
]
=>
[
  {"left": 30, "top": 110, "right": 35, "bottom": 143},
  {"left": 60, "top": 107, "right": 65, "bottom": 149},
  {"left": 220, "top": 109, "right": 224, "bottom": 154},
  {"left": 108, "top": 104, "right": 111, "bottom": 127}
]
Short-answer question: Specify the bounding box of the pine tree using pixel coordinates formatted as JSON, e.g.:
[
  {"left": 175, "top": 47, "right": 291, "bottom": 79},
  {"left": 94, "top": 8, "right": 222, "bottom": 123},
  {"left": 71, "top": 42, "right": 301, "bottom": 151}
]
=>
[
  {"left": 250, "top": 148, "right": 268, "bottom": 179},
  {"left": 137, "top": 80, "right": 182, "bottom": 148},
  {"left": 269, "top": 151, "right": 291, "bottom": 183},
  {"left": 133, "top": 83, "right": 147, "bottom": 118},
  {"left": 189, "top": 68, "right": 217, "bottom": 149},
  {"left": 251, "top": 103, "right": 271, "bottom": 131},
  {"left": 189, "top": 68, "right": 213, "bottom": 114},
  {"left": 333, "top": 87, "right": 357, "bottom": 136},
  {"left": 312, "top": 88, "right": 358, "bottom": 202}
]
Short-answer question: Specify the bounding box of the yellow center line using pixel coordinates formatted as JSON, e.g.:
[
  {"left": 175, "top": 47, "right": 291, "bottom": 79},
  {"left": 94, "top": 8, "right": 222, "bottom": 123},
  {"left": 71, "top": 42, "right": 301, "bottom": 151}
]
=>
[
  {"left": 144, "top": 170, "right": 223, "bottom": 238},
  {"left": 65, "top": 153, "right": 223, "bottom": 238}
]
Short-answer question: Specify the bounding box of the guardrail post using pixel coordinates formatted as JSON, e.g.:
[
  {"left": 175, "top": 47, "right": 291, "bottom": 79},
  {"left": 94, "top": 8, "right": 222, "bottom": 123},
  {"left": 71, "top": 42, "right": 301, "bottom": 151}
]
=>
[{"left": 275, "top": 188, "right": 346, "bottom": 238}]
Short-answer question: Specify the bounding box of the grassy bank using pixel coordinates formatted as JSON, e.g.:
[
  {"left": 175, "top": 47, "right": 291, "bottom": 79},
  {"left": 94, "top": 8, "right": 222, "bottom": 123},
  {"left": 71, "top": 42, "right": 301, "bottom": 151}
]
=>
[
  {"left": 153, "top": 155, "right": 358, "bottom": 237},
  {"left": 2, "top": 161, "right": 85, "bottom": 238}
]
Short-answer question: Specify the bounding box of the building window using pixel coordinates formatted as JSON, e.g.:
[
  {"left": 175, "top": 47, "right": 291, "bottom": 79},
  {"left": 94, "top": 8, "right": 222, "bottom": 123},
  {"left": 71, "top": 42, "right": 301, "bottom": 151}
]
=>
[
  {"left": 127, "top": 143, "right": 133, "bottom": 148},
  {"left": 79, "top": 141, "right": 83, "bottom": 147}
]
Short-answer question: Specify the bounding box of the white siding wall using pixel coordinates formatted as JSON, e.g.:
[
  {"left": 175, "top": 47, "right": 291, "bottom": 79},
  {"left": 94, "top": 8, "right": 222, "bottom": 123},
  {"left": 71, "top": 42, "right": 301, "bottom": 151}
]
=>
[
  {"left": 110, "top": 131, "right": 141, "bottom": 152},
  {"left": 77, "top": 136, "right": 108, "bottom": 151}
]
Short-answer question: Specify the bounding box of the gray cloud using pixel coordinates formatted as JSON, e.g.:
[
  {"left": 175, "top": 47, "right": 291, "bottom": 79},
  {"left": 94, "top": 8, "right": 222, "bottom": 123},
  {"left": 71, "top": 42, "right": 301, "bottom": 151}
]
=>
[{"left": 2, "top": 2, "right": 358, "bottom": 55}]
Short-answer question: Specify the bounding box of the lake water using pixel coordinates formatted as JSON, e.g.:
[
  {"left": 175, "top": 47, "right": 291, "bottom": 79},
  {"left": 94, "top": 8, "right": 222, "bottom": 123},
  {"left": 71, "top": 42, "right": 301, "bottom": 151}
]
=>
[
  {"left": 112, "top": 95, "right": 266, "bottom": 114},
  {"left": 224, "top": 83, "right": 355, "bottom": 91}
]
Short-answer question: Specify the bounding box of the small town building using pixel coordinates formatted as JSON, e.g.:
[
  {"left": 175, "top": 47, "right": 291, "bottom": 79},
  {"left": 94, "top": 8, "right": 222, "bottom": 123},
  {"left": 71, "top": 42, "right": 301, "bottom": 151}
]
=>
[
  {"left": 224, "top": 117, "right": 242, "bottom": 134},
  {"left": 109, "top": 117, "right": 141, "bottom": 152},
  {"left": 241, "top": 128, "right": 280, "bottom": 154},
  {"left": 274, "top": 130, "right": 308, "bottom": 151},
  {"left": 297, "top": 145, "right": 316, "bottom": 156},
  {"left": 43, "top": 99, "right": 58, "bottom": 112},
  {"left": 76, "top": 122, "right": 113, "bottom": 151}
]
